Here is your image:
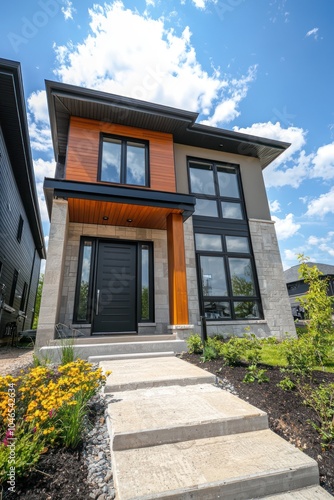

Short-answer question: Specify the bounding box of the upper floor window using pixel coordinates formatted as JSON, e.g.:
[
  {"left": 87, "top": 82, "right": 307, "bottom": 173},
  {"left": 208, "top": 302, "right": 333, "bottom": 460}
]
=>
[
  {"left": 99, "top": 135, "right": 149, "bottom": 187},
  {"left": 189, "top": 160, "right": 244, "bottom": 220}
]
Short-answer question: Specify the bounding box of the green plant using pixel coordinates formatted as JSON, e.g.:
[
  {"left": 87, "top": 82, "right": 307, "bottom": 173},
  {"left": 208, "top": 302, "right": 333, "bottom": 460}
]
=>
[
  {"left": 300, "top": 383, "right": 334, "bottom": 446},
  {"left": 32, "top": 274, "right": 44, "bottom": 330},
  {"left": 56, "top": 391, "right": 87, "bottom": 449},
  {"left": 297, "top": 254, "right": 334, "bottom": 366},
  {"left": 243, "top": 364, "right": 269, "bottom": 384},
  {"left": 220, "top": 336, "right": 247, "bottom": 366},
  {"left": 277, "top": 376, "right": 296, "bottom": 391},
  {"left": 280, "top": 335, "right": 317, "bottom": 375},
  {"left": 200, "top": 344, "right": 218, "bottom": 362},
  {"left": 186, "top": 334, "right": 203, "bottom": 354},
  {"left": 60, "top": 338, "right": 76, "bottom": 365}
]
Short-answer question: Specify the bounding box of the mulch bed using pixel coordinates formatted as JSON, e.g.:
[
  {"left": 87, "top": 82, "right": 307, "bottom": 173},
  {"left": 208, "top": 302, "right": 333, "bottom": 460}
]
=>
[{"left": 182, "top": 352, "right": 334, "bottom": 496}]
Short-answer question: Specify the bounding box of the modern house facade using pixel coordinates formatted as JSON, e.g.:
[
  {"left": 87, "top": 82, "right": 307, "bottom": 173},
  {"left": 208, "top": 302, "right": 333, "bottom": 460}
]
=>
[
  {"left": 36, "top": 81, "right": 295, "bottom": 347},
  {"left": 0, "top": 59, "right": 45, "bottom": 343}
]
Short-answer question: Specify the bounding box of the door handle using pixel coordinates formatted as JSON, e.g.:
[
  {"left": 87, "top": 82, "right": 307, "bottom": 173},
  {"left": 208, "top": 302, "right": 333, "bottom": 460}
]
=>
[{"left": 96, "top": 289, "right": 100, "bottom": 315}]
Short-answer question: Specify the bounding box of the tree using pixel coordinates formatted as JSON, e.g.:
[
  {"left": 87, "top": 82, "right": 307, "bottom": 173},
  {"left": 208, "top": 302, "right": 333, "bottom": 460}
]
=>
[{"left": 32, "top": 274, "right": 44, "bottom": 329}]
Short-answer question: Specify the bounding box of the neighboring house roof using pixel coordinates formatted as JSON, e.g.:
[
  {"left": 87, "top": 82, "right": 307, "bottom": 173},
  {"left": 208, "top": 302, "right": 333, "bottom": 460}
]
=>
[
  {"left": 45, "top": 80, "right": 290, "bottom": 169},
  {"left": 0, "top": 59, "right": 45, "bottom": 259},
  {"left": 284, "top": 263, "right": 334, "bottom": 284}
]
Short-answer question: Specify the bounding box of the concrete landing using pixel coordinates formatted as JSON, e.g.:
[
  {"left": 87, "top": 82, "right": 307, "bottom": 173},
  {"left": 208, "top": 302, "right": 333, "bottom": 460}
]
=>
[
  {"left": 112, "top": 429, "right": 319, "bottom": 500},
  {"left": 39, "top": 338, "right": 187, "bottom": 362},
  {"left": 107, "top": 383, "right": 268, "bottom": 450},
  {"left": 102, "top": 356, "right": 215, "bottom": 392}
]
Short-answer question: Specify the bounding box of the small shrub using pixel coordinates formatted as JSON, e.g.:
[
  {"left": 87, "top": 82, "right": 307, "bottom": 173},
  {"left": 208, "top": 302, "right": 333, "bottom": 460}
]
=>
[
  {"left": 277, "top": 376, "right": 296, "bottom": 391},
  {"left": 200, "top": 345, "right": 218, "bottom": 362},
  {"left": 280, "top": 335, "right": 317, "bottom": 375},
  {"left": 220, "top": 337, "right": 247, "bottom": 366},
  {"left": 243, "top": 364, "right": 269, "bottom": 384},
  {"left": 301, "top": 382, "right": 334, "bottom": 446},
  {"left": 186, "top": 334, "right": 203, "bottom": 354}
]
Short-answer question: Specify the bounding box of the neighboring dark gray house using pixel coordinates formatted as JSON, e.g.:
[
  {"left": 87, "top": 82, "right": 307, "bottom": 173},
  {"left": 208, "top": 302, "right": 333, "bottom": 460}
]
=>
[
  {"left": 284, "top": 263, "right": 334, "bottom": 319},
  {"left": 0, "top": 59, "right": 46, "bottom": 343}
]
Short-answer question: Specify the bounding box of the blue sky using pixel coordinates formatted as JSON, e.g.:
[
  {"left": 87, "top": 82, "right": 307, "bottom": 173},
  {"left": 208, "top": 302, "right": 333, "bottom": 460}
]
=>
[{"left": 1, "top": 0, "right": 334, "bottom": 270}]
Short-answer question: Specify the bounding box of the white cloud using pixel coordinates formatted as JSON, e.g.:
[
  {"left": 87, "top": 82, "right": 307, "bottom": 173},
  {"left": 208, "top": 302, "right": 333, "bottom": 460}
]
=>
[
  {"left": 305, "top": 187, "right": 334, "bottom": 218},
  {"left": 233, "top": 121, "right": 311, "bottom": 188},
  {"left": 306, "top": 27, "right": 319, "bottom": 40},
  {"left": 269, "top": 199, "right": 281, "bottom": 213},
  {"left": 191, "top": 0, "right": 207, "bottom": 8},
  {"left": 200, "top": 66, "right": 257, "bottom": 125},
  {"left": 272, "top": 213, "right": 301, "bottom": 240},
  {"left": 27, "top": 90, "right": 53, "bottom": 153},
  {"left": 308, "top": 233, "right": 334, "bottom": 258},
  {"left": 310, "top": 142, "right": 334, "bottom": 180},
  {"left": 52, "top": 2, "right": 253, "bottom": 124},
  {"left": 33, "top": 159, "right": 56, "bottom": 223},
  {"left": 27, "top": 90, "right": 49, "bottom": 123},
  {"left": 62, "top": 0, "right": 75, "bottom": 21}
]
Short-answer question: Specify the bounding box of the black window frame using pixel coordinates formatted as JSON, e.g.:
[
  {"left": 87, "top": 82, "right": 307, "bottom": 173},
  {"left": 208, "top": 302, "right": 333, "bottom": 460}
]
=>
[
  {"left": 188, "top": 157, "right": 263, "bottom": 321},
  {"left": 73, "top": 238, "right": 96, "bottom": 324},
  {"left": 17, "top": 215, "right": 24, "bottom": 243},
  {"left": 98, "top": 133, "right": 150, "bottom": 187},
  {"left": 20, "top": 282, "right": 28, "bottom": 312}
]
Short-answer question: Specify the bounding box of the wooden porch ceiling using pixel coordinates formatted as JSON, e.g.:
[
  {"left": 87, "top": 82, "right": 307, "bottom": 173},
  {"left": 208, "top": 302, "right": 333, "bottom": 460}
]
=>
[{"left": 68, "top": 198, "right": 183, "bottom": 230}]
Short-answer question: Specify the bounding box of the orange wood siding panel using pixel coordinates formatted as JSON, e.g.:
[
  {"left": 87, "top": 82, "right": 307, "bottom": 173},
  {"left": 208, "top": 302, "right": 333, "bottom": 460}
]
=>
[
  {"left": 66, "top": 117, "right": 176, "bottom": 192},
  {"left": 167, "top": 213, "right": 189, "bottom": 325}
]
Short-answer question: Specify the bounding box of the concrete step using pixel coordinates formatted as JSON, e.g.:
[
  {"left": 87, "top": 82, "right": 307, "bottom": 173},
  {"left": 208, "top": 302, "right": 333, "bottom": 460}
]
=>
[
  {"left": 39, "top": 339, "right": 187, "bottom": 363},
  {"left": 107, "top": 383, "right": 268, "bottom": 451},
  {"left": 102, "top": 356, "right": 215, "bottom": 392},
  {"left": 258, "top": 485, "right": 334, "bottom": 498},
  {"left": 88, "top": 351, "right": 175, "bottom": 362},
  {"left": 50, "top": 334, "right": 178, "bottom": 345},
  {"left": 112, "top": 429, "right": 319, "bottom": 500}
]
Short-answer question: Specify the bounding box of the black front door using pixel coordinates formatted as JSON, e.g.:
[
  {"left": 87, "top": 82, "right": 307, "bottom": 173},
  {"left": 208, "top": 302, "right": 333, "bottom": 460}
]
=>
[{"left": 92, "top": 241, "right": 137, "bottom": 334}]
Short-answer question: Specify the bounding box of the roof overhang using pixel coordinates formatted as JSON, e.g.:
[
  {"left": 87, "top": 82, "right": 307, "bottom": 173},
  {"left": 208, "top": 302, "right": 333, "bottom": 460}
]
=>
[
  {"left": 45, "top": 80, "right": 290, "bottom": 169},
  {"left": 44, "top": 178, "right": 196, "bottom": 230},
  {"left": 0, "top": 59, "right": 45, "bottom": 259}
]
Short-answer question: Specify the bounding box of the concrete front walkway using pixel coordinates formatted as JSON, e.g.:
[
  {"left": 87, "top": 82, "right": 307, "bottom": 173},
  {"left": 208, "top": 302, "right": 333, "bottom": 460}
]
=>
[{"left": 101, "top": 356, "right": 333, "bottom": 500}]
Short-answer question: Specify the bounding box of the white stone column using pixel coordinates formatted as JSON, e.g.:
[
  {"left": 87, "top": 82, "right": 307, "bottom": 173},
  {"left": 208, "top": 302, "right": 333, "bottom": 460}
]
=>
[
  {"left": 249, "top": 218, "right": 296, "bottom": 339},
  {"left": 36, "top": 199, "right": 69, "bottom": 348}
]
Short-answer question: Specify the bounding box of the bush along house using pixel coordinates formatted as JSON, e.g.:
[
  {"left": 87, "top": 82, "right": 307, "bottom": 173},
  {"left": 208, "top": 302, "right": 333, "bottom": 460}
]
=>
[
  {"left": 36, "top": 80, "right": 296, "bottom": 350},
  {"left": 0, "top": 59, "right": 45, "bottom": 345}
]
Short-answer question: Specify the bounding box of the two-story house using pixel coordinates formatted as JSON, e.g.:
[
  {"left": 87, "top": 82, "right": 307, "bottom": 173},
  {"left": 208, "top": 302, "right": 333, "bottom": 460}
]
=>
[
  {"left": 0, "top": 59, "right": 45, "bottom": 343},
  {"left": 36, "top": 81, "right": 295, "bottom": 349}
]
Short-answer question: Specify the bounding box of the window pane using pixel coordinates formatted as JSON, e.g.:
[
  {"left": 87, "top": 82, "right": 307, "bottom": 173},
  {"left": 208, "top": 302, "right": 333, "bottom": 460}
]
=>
[
  {"left": 226, "top": 236, "right": 249, "bottom": 253},
  {"left": 217, "top": 170, "right": 239, "bottom": 198},
  {"left": 222, "top": 201, "right": 243, "bottom": 219},
  {"left": 229, "top": 258, "right": 255, "bottom": 296},
  {"left": 77, "top": 242, "right": 92, "bottom": 322},
  {"left": 101, "top": 139, "right": 121, "bottom": 183},
  {"left": 195, "top": 234, "right": 222, "bottom": 251},
  {"left": 204, "top": 301, "right": 231, "bottom": 319},
  {"left": 234, "top": 301, "right": 260, "bottom": 319},
  {"left": 141, "top": 245, "right": 149, "bottom": 320},
  {"left": 200, "top": 256, "right": 227, "bottom": 296},
  {"left": 194, "top": 199, "right": 218, "bottom": 217},
  {"left": 189, "top": 167, "right": 215, "bottom": 195},
  {"left": 126, "top": 142, "right": 146, "bottom": 186}
]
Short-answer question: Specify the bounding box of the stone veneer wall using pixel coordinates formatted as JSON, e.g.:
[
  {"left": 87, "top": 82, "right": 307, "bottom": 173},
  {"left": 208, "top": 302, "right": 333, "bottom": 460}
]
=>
[
  {"left": 59, "top": 222, "right": 170, "bottom": 335},
  {"left": 182, "top": 216, "right": 296, "bottom": 339}
]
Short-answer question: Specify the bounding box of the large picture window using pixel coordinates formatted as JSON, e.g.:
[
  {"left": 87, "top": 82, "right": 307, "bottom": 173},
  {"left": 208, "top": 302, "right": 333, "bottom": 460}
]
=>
[
  {"left": 189, "top": 158, "right": 263, "bottom": 321},
  {"left": 99, "top": 135, "right": 149, "bottom": 187}
]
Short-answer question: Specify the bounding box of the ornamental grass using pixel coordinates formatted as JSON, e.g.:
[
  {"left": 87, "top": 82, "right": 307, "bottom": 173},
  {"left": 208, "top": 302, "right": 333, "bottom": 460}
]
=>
[{"left": 0, "top": 359, "right": 111, "bottom": 484}]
